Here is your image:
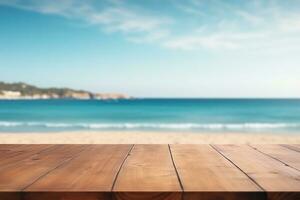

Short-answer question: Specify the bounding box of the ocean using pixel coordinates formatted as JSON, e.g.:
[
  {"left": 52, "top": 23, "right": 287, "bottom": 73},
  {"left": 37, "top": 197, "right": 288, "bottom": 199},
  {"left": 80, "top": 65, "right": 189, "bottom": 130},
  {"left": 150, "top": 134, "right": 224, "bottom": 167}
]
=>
[{"left": 0, "top": 99, "right": 300, "bottom": 133}]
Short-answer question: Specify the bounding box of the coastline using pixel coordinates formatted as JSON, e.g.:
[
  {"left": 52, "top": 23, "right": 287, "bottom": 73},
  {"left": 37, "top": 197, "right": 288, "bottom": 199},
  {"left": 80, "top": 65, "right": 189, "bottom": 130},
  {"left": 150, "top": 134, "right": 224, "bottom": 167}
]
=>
[{"left": 0, "top": 131, "right": 299, "bottom": 144}]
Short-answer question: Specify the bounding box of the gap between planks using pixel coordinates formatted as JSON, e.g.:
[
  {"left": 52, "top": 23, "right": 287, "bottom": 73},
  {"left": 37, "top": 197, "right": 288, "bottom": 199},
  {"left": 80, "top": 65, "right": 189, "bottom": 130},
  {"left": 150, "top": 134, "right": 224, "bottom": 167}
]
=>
[
  {"left": 1, "top": 144, "right": 299, "bottom": 200},
  {"left": 280, "top": 144, "right": 300, "bottom": 153},
  {"left": 248, "top": 144, "right": 300, "bottom": 172},
  {"left": 213, "top": 144, "right": 300, "bottom": 194},
  {"left": 210, "top": 144, "right": 266, "bottom": 192},
  {"left": 111, "top": 144, "right": 135, "bottom": 191},
  {"left": 168, "top": 144, "right": 184, "bottom": 192}
]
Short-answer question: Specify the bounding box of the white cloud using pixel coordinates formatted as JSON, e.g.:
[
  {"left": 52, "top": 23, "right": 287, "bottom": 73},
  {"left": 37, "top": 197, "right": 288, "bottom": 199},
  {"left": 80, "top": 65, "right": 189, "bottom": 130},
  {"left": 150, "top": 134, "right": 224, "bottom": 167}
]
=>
[
  {"left": 0, "top": 0, "right": 77, "bottom": 16},
  {"left": 278, "top": 15, "right": 300, "bottom": 32},
  {"left": 236, "top": 10, "right": 262, "bottom": 25},
  {"left": 163, "top": 30, "right": 300, "bottom": 53},
  {"left": 88, "top": 7, "right": 170, "bottom": 34},
  {"left": 163, "top": 31, "right": 271, "bottom": 50},
  {"left": 165, "top": 2, "right": 300, "bottom": 53},
  {"left": 173, "top": 0, "right": 205, "bottom": 16},
  {"left": 0, "top": 0, "right": 300, "bottom": 53},
  {"left": 164, "top": 34, "right": 238, "bottom": 50},
  {"left": 127, "top": 30, "right": 170, "bottom": 44},
  {"left": 0, "top": 0, "right": 171, "bottom": 42}
]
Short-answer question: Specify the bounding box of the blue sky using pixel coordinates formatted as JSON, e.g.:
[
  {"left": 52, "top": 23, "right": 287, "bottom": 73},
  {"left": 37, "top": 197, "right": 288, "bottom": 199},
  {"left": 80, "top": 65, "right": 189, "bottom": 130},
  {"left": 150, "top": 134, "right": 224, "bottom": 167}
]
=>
[{"left": 0, "top": 0, "right": 300, "bottom": 97}]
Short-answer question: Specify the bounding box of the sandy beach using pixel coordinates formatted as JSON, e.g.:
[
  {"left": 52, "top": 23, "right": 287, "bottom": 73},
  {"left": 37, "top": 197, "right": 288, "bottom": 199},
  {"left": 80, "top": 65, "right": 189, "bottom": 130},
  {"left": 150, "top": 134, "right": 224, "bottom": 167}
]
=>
[{"left": 0, "top": 131, "right": 299, "bottom": 144}]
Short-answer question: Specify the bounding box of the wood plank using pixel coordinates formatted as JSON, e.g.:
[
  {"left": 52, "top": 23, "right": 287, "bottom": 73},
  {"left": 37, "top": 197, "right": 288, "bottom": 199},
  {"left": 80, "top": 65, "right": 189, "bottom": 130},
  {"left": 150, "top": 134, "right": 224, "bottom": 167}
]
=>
[
  {"left": 0, "top": 144, "right": 299, "bottom": 200},
  {"left": 181, "top": 192, "right": 266, "bottom": 200},
  {"left": 23, "top": 192, "right": 111, "bottom": 200},
  {"left": 0, "top": 145, "right": 27, "bottom": 150},
  {"left": 0, "top": 145, "right": 31, "bottom": 163},
  {"left": 26, "top": 145, "right": 132, "bottom": 192},
  {"left": 0, "top": 145, "right": 54, "bottom": 169},
  {"left": 281, "top": 144, "right": 300, "bottom": 153},
  {"left": 170, "top": 144, "right": 264, "bottom": 200},
  {"left": 251, "top": 144, "right": 300, "bottom": 170},
  {"left": 113, "top": 144, "right": 182, "bottom": 200},
  {"left": 0, "top": 192, "right": 21, "bottom": 200},
  {"left": 113, "top": 192, "right": 181, "bottom": 200},
  {"left": 214, "top": 145, "right": 300, "bottom": 200},
  {"left": 0, "top": 144, "right": 87, "bottom": 192}
]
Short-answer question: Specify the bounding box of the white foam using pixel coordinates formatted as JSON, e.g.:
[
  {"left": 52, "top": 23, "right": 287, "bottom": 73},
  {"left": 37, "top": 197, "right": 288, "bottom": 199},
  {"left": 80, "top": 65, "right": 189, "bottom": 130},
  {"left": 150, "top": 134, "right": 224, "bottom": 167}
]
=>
[
  {"left": 0, "top": 121, "right": 23, "bottom": 127},
  {"left": 0, "top": 121, "right": 299, "bottom": 130}
]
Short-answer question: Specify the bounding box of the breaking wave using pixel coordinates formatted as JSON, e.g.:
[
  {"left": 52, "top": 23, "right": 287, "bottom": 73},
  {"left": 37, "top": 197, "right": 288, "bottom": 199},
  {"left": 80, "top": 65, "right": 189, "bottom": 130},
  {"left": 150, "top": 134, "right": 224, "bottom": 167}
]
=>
[{"left": 0, "top": 121, "right": 299, "bottom": 130}]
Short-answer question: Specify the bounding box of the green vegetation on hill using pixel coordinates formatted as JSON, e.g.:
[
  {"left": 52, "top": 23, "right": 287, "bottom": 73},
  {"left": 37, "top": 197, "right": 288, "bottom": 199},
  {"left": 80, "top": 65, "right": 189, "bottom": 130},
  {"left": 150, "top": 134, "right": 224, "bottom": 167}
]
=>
[{"left": 0, "top": 81, "right": 130, "bottom": 100}]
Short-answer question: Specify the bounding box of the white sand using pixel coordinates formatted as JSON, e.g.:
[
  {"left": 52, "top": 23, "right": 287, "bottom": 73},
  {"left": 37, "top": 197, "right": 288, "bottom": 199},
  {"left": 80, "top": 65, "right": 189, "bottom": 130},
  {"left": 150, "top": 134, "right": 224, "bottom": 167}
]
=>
[{"left": 0, "top": 131, "right": 299, "bottom": 144}]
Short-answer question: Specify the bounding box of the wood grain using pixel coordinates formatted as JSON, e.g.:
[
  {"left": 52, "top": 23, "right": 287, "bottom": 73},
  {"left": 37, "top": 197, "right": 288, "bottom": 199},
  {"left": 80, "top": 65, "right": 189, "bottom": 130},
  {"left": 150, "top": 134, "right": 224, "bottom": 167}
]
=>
[
  {"left": 0, "top": 145, "right": 86, "bottom": 191},
  {"left": 267, "top": 192, "right": 300, "bottom": 200},
  {"left": 182, "top": 192, "right": 266, "bottom": 200},
  {"left": 170, "top": 145, "right": 264, "bottom": 200},
  {"left": 23, "top": 192, "right": 111, "bottom": 200},
  {"left": 0, "top": 144, "right": 299, "bottom": 200},
  {"left": 26, "top": 145, "right": 133, "bottom": 192},
  {"left": 0, "top": 145, "right": 53, "bottom": 169},
  {"left": 251, "top": 144, "right": 300, "bottom": 170},
  {"left": 0, "top": 145, "right": 26, "bottom": 150},
  {"left": 0, "top": 192, "right": 21, "bottom": 200},
  {"left": 214, "top": 145, "right": 300, "bottom": 200},
  {"left": 281, "top": 144, "right": 300, "bottom": 153},
  {"left": 113, "top": 145, "right": 182, "bottom": 200},
  {"left": 113, "top": 192, "right": 181, "bottom": 200}
]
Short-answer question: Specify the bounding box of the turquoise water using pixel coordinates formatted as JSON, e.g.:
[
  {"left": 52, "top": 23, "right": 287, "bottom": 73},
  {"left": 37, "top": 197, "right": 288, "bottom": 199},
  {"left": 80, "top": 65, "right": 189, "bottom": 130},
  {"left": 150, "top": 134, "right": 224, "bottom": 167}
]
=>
[{"left": 0, "top": 99, "right": 300, "bottom": 133}]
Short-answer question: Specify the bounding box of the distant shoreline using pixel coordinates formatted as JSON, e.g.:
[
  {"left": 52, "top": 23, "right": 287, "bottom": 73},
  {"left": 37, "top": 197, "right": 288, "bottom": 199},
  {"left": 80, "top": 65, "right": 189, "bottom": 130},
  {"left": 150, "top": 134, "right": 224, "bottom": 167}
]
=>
[
  {"left": 0, "top": 98, "right": 134, "bottom": 101},
  {"left": 0, "top": 81, "right": 131, "bottom": 100},
  {"left": 1, "top": 98, "right": 299, "bottom": 100}
]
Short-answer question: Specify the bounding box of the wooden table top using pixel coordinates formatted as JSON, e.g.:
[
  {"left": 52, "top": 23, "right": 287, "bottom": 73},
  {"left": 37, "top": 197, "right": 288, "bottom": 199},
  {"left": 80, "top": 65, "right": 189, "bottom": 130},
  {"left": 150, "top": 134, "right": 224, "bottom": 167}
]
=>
[{"left": 0, "top": 144, "right": 299, "bottom": 200}]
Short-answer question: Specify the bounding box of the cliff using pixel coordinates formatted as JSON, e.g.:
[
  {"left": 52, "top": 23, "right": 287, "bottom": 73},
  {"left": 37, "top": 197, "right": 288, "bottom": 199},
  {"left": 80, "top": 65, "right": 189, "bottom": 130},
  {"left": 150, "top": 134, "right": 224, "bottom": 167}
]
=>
[{"left": 0, "top": 82, "right": 130, "bottom": 100}]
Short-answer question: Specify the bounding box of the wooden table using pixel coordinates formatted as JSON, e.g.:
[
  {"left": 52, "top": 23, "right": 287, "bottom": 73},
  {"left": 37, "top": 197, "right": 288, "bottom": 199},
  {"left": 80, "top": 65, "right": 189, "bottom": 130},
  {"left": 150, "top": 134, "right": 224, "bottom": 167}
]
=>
[{"left": 0, "top": 144, "right": 299, "bottom": 200}]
